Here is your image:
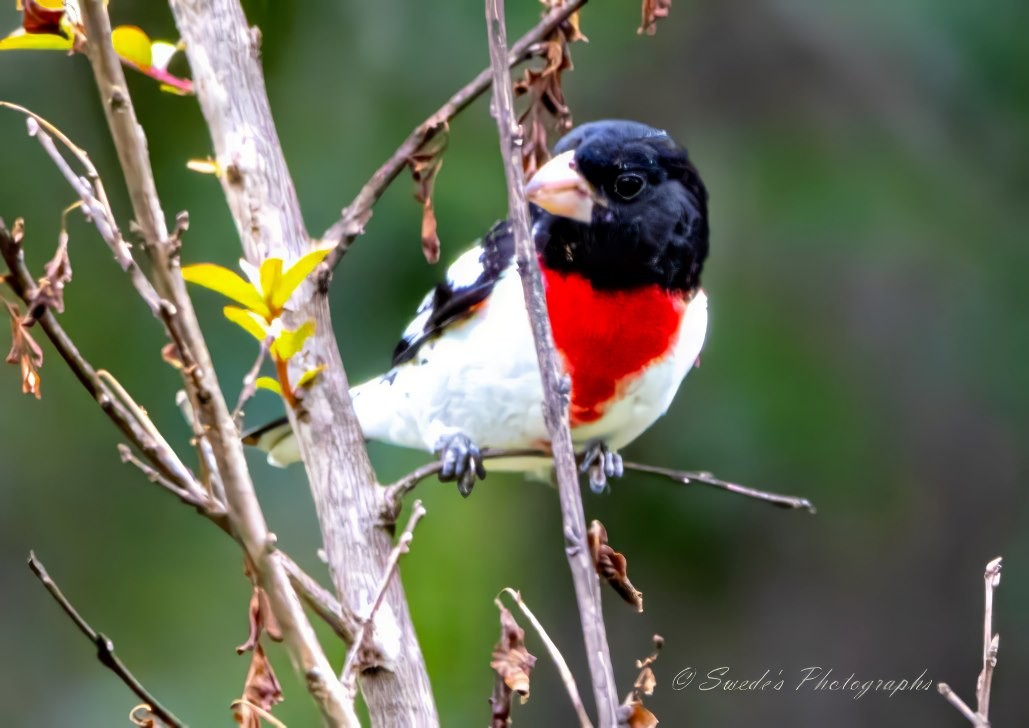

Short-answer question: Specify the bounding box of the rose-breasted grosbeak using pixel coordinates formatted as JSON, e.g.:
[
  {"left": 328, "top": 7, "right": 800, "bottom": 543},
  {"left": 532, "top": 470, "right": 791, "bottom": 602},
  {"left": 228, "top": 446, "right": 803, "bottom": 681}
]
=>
[{"left": 245, "top": 120, "right": 710, "bottom": 495}]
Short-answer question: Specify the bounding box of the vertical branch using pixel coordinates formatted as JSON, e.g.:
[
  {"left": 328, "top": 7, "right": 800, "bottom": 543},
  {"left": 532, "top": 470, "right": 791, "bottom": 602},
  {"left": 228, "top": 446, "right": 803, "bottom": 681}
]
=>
[
  {"left": 483, "top": 1, "right": 619, "bottom": 725},
  {"left": 77, "top": 2, "right": 357, "bottom": 725},
  {"left": 164, "top": 1, "right": 438, "bottom": 725}
]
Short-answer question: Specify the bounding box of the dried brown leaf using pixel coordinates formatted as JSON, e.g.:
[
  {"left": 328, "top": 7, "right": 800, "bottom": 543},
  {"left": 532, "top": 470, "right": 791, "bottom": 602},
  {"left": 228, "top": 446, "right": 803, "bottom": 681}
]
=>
[
  {"left": 638, "top": 0, "right": 672, "bottom": 36},
  {"left": 233, "top": 644, "right": 284, "bottom": 728},
  {"left": 513, "top": 1, "right": 584, "bottom": 175},
  {"left": 588, "top": 520, "right": 643, "bottom": 611},
  {"left": 625, "top": 700, "right": 659, "bottom": 728},
  {"left": 238, "top": 561, "right": 283, "bottom": 654},
  {"left": 5, "top": 298, "right": 43, "bottom": 398},
  {"left": 490, "top": 603, "right": 537, "bottom": 701},
  {"left": 408, "top": 121, "right": 449, "bottom": 263},
  {"left": 128, "top": 704, "right": 158, "bottom": 727},
  {"left": 27, "top": 228, "right": 72, "bottom": 323}
]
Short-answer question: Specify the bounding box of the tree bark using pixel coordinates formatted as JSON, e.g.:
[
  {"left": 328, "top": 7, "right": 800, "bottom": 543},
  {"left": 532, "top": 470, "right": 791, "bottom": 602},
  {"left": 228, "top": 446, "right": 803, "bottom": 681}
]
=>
[{"left": 166, "top": 1, "right": 438, "bottom": 725}]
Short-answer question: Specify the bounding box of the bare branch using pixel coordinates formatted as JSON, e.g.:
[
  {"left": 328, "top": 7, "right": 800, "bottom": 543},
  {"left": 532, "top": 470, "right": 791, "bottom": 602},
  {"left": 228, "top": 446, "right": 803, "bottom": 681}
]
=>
[
  {"left": 341, "top": 500, "right": 428, "bottom": 695},
  {"left": 28, "top": 552, "right": 184, "bottom": 728},
  {"left": 937, "top": 556, "right": 1003, "bottom": 728},
  {"left": 385, "top": 450, "right": 816, "bottom": 515},
  {"left": 485, "top": 0, "right": 619, "bottom": 723},
  {"left": 1, "top": 221, "right": 363, "bottom": 672},
  {"left": 937, "top": 683, "right": 987, "bottom": 727},
  {"left": 978, "top": 557, "right": 1002, "bottom": 719},
  {"left": 233, "top": 337, "right": 271, "bottom": 425},
  {"left": 166, "top": 0, "right": 439, "bottom": 721},
  {"left": 621, "top": 461, "right": 816, "bottom": 512},
  {"left": 78, "top": 2, "right": 358, "bottom": 724},
  {"left": 499, "top": 588, "right": 593, "bottom": 728},
  {"left": 321, "top": 0, "right": 588, "bottom": 268}
]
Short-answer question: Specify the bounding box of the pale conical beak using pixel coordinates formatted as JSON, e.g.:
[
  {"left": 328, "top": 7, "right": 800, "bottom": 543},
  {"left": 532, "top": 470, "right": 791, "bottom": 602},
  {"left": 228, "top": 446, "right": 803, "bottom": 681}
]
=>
[{"left": 525, "top": 150, "right": 595, "bottom": 223}]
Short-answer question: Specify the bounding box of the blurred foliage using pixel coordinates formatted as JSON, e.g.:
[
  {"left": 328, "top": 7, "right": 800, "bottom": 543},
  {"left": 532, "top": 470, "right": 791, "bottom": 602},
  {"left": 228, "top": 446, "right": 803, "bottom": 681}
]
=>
[{"left": 1, "top": 0, "right": 1027, "bottom": 726}]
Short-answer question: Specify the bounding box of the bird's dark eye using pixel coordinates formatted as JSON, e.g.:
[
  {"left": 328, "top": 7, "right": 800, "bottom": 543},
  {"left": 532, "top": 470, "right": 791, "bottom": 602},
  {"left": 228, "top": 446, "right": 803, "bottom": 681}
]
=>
[{"left": 613, "top": 173, "right": 645, "bottom": 200}]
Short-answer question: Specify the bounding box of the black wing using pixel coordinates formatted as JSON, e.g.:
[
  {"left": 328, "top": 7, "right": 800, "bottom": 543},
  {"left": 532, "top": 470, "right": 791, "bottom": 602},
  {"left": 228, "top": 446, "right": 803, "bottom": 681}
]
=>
[{"left": 391, "top": 220, "right": 515, "bottom": 366}]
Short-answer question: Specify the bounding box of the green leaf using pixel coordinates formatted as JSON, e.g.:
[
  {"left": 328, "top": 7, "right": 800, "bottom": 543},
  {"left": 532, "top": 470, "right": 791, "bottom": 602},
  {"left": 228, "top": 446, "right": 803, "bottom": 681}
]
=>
[
  {"left": 111, "top": 25, "right": 152, "bottom": 68},
  {"left": 182, "top": 263, "right": 269, "bottom": 318},
  {"left": 296, "top": 365, "right": 326, "bottom": 390},
  {"left": 259, "top": 257, "right": 282, "bottom": 309},
  {"left": 0, "top": 28, "right": 73, "bottom": 50},
  {"left": 271, "top": 320, "right": 315, "bottom": 361},
  {"left": 222, "top": 306, "right": 268, "bottom": 342},
  {"left": 271, "top": 246, "right": 333, "bottom": 311},
  {"left": 255, "top": 377, "right": 283, "bottom": 396}
]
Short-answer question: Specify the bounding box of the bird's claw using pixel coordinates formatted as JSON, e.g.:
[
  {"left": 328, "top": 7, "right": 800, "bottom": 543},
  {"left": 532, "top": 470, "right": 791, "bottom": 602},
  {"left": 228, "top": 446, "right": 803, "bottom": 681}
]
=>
[
  {"left": 436, "top": 432, "right": 487, "bottom": 497},
  {"left": 579, "top": 440, "right": 623, "bottom": 494}
]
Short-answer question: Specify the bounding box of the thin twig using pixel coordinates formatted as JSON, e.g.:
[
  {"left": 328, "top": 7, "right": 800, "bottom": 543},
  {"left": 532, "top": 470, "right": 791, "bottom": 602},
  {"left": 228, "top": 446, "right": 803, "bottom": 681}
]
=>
[
  {"left": 233, "top": 337, "right": 271, "bottom": 425},
  {"left": 384, "top": 449, "right": 815, "bottom": 514},
  {"left": 977, "top": 557, "right": 1002, "bottom": 719},
  {"left": 937, "top": 683, "right": 987, "bottom": 727},
  {"left": 499, "top": 588, "right": 593, "bottom": 728},
  {"left": 484, "top": 1, "right": 619, "bottom": 724},
  {"left": 281, "top": 555, "right": 359, "bottom": 644},
  {"left": 340, "top": 500, "right": 428, "bottom": 694},
  {"left": 621, "top": 461, "right": 816, "bottom": 513},
  {"left": 28, "top": 552, "right": 184, "bottom": 728},
  {"left": 321, "top": 0, "right": 588, "bottom": 268},
  {"left": 14, "top": 113, "right": 164, "bottom": 314},
  {"left": 937, "top": 556, "right": 1003, "bottom": 728}
]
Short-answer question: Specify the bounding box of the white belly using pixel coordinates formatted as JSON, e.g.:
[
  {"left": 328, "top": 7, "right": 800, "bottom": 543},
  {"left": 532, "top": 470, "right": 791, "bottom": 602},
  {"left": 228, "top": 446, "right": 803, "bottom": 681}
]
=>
[{"left": 353, "top": 274, "right": 708, "bottom": 458}]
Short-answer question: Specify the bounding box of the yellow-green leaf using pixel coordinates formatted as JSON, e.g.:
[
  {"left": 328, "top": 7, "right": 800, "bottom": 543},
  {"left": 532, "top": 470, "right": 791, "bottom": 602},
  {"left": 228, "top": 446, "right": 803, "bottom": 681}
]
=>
[
  {"left": 271, "top": 246, "right": 333, "bottom": 311},
  {"left": 296, "top": 364, "right": 326, "bottom": 390},
  {"left": 259, "top": 257, "right": 282, "bottom": 309},
  {"left": 255, "top": 377, "right": 283, "bottom": 396},
  {"left": 222, "top": 306, "right": 268, "bottom": 342},
  {"left": 0, "top": 28, "right": 73, "bottom": 50},
  {"left": 112, "top": 25, "right": 152, "bottom": 68},
  {"left": 271, "top": 320, "right": 315, "bottom": 361},
  {"left": 182, "top": 263, "right": 269, "bottom": 317}
]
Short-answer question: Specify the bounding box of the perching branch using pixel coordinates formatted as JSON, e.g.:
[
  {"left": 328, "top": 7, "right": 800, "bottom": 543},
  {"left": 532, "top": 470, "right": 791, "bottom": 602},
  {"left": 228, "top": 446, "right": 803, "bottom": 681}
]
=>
[
  {"left": 484, "top": 1, "right": 619, "bottom": 725},
  {"left": 620, "top": 461, "right": 816, "bottom": 512},
  {"left": 28, "top": 552, "right": 184, "bottom": 728},
  {"left": 385, "top": 449, "right": 815, "bottom": 514},
  {"left": 321, "top": 0, "right": 588, "bottom": 268},
  {"left": 937, "top": 556, "right": 1003, "bottom": 727}
]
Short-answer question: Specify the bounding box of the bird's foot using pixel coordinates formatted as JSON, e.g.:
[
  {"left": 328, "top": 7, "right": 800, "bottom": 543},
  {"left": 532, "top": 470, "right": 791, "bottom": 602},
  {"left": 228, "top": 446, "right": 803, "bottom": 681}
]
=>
[
  {"left": 579, "top": 439, "right": 623, "bottom": 494},
  {"left": 436, "top": 432, "right": 487, "bottom": 497}
]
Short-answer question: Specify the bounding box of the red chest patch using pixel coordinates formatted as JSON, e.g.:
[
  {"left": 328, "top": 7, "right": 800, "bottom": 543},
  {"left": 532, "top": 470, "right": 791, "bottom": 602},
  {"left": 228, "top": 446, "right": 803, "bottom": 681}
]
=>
[{"left": 543, "top": 269, "right": 685, "bottom": 424}]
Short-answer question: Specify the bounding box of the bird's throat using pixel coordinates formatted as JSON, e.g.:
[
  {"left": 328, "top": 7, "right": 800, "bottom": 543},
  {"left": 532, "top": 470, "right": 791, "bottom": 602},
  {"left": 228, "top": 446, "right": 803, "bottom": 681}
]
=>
[{"left": 542, "top": 268, "right": 686, "bottom": 424}]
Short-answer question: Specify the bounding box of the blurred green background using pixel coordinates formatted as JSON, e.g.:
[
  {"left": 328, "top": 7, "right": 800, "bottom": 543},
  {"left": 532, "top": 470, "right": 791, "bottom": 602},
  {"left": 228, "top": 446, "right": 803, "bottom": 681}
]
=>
[{"left": 2, "top": 0, "right": 1028, "bottom": 725}]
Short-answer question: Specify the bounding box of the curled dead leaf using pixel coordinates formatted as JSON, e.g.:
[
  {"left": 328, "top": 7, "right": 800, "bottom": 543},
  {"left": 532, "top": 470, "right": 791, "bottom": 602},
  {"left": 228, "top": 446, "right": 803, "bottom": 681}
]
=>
[
  {"left": 408, "top": 121, "right": 449, "bottom": 263},
  {"left": 238, "top": 559, "right": 283, "bottom": 654},
  {"left": 638, "top": 0, "right": 672, "bottom": 36},
  {"left": 5, "top": 298, "right": 43, "bottom": 398},
  {"left": 588, "top": 520, "right": 643, "bottom": 612},
  {"left": 514, "top": 1, "right": 585, "bottom": 176},
  {"left": 234, "top": 644, "right": 284, "bottom": 728},
  {"left": 489, "top": 601, "right": 537, "bottom": 724},
  {"left": 624, "top": 700, "right": 659, "bottom": 728}
]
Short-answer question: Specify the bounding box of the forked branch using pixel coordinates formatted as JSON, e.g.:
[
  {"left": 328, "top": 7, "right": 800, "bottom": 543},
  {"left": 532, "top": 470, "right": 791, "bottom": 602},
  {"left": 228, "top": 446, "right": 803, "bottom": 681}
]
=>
[
  {"left": 28, "top": 552, "right": 184, "bottom": 728},
  {"left": 937, "top": 556, "right": 1003, "bottom": 727}
]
